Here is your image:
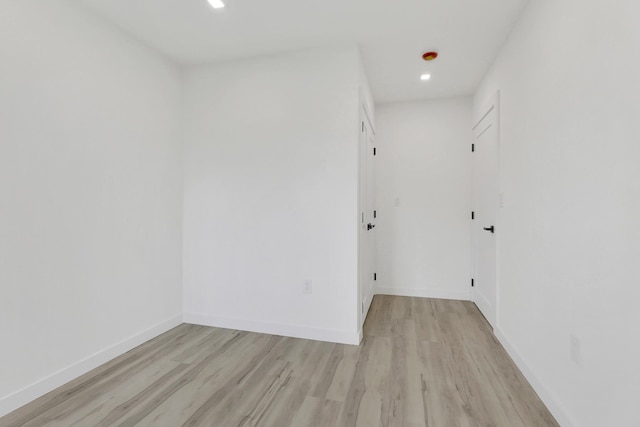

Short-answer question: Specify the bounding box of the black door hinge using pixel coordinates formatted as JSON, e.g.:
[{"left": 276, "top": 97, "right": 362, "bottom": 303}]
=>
[
  {"left": 373, "top": 147, "right": 376, "bottom": 156},
  {"left": 374, "top": 273, "right": 377, "bottom": 281},
  {"left": 472, "top": 144, "right": 475, "bottom": 152},
  {"left": 373, "top": 210, "right": 377, "bottom": 219},
  {"left": 471, "top": 211, "right": 475, "bottom": 220},
  {"left": 471, "top": 278, "right": 475, "bottom": 287}
]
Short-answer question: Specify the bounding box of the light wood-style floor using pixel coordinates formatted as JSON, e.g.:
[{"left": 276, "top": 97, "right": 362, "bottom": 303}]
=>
[{"left": 0, "top": 296, "right": 559, "bottom": 427}]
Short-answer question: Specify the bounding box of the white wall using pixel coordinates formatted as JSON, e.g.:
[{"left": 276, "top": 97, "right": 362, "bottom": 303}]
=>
[
  {"left": 182, "top": 47, "right": 362, "bottom": 344},
  {"left": 475, "top": 1, "right": 640, "bottom": 426},
  {"left": 374, "top": 98, "right": 472, "bottom": 300},
  {"left": 0, "top": 0, "right": 183, "bottom": 416}
]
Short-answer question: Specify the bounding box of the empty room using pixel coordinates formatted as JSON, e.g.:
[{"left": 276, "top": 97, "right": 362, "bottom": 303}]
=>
[{"left": 1, "top": 0, "right": 638, "bottom": 426}]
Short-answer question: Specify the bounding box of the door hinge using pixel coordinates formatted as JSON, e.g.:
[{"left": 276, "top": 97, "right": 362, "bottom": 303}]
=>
[
  {"left": 374, "top": 273, "right": 377, "bottom": 281},
  {"left": 471, "top": 211, "right": 475, "bottom": 220},
  {"left": 373, "top": 210, "right": 377, "bottom": 219},
  {"left": 471, "top": 278, "right": 475, "bottom": 287},
  {"left": 373, "top": 147, "right": 377, "bottom": 156},
  {"left": 362, "top": 121, "right": 364, "bottom": 132},
  {"left": 472, "top": 143, "right": 475, "bottom": 152}
]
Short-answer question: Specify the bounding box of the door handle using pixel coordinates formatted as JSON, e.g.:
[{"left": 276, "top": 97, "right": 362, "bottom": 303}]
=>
[
  {"left": 483, "top": 226, "right": 495, "bottom": 233},
  {"left": 367, "top": 223, "right": 376, "bottom": 230}
]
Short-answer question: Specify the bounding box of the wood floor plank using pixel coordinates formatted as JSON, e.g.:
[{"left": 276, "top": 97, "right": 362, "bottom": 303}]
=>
[
  {"left": 0, "top": 296, "right": 560, "bottom": 427},
  {"left": 334, "top": 338, "right": 372, "bottom": 426},
  {"left": 324, "top": 344, "right": 361, "bottom": 403},
  {"left": 290, "top": 396, "right": 343, "bottom": 427},
  {"left": 125, "top": 333, "right": 274, "bottom": 427},
  {"left": 412, "top": 298, "right": 442, "bottom": 342},
  {"left": 124, "top": 339, "right": 266, "bottom": 426},
  {"left": 310, "top": 344, "right": 344, "bottom": 399}
]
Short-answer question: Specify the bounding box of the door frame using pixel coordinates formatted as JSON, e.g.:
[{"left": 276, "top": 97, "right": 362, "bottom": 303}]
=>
[{"left": 471, "top": 91, "right": 501, "bottom": 329}]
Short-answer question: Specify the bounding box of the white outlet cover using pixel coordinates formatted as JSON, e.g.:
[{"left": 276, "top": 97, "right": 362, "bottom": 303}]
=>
[{"left": 304, "top": 280, "right": 312, "bottom": 294}]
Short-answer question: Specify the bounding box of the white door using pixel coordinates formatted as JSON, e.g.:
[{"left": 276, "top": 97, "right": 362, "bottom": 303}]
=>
[
  {"left": 472, "top": 98, "right": 499, "bottom": 328},
  {"left": 359, "top": 114, "right": 376, "bottom": 328}
]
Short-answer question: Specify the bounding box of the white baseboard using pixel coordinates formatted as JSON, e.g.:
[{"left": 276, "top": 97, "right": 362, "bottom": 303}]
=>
[
  {"left": 183, "top": 313, "right": 360, "bottom": 346},
  {"left": 0, "top": 314, "right": 182, "bottom": 418},
  {"left": 494, "top": 328, "right": 575, "bottom": 427},
  {"left": 364, "top": 289, "right": 375, "bottom": 319},
  {"left": 374, "top": 286, "right": 471, "bottom": 301}
]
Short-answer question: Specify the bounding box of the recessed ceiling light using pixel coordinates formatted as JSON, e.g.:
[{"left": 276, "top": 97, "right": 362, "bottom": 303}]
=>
[
  {"left": 422, "top": 51, "right": 439, "bottom": 61},
  {"left": 420, "top": 74, "right": 431, "bottom": 81},
  {"left": 208, "top": 0, "right": 225, "bottom": 9}
]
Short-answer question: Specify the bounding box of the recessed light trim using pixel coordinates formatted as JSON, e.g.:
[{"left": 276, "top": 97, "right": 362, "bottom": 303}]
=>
[
  {"left": 420, "top": 74, "right": 431, "bottom": 81},
  {"left": 208, "top": 0, "right": 225, "bottom": 9},
  {"left": 422, "top": 52, "right": 439, "bottom": 61}
]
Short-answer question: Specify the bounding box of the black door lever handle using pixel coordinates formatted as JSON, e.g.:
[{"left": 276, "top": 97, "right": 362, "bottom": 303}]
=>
[
  {"left": 483, "top": 226, "right": 495, "bottom": 233},
  {"left": 367, "top": 223, "right": 376, "bottom": 230}
]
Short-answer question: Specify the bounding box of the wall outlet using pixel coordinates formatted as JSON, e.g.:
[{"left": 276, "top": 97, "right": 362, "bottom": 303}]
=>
[
  {"left": 304, "top": 280, "right": 313, "bottom": 294},
  {"left": 570, "top": 334, "right": 581, "bottom": 366}
]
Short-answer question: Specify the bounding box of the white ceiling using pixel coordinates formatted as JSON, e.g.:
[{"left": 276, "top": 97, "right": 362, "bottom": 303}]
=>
[{"left": 75, "top": 0, "right": 528, "bottom": 103}]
